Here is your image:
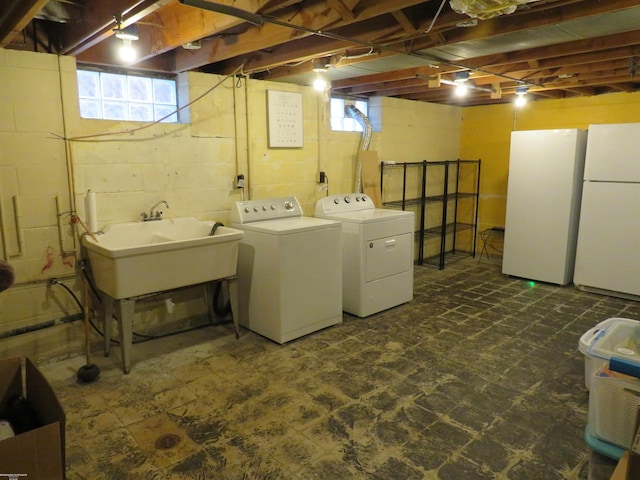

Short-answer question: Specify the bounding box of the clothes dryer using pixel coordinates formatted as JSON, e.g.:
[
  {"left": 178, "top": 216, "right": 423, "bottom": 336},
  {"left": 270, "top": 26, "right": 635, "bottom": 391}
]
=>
[{"left": 316, "top": 194, "right": 414, "bottom": 317}]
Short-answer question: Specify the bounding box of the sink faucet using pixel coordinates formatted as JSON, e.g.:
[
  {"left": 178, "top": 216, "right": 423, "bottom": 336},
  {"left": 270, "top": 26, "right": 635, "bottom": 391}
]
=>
[{"left": 142, "top": 200, "right": 169, "bottom": 221}]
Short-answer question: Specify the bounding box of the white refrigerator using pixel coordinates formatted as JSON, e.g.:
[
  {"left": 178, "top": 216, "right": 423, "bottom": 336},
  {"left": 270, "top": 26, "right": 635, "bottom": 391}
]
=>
[
  {"left": 502, "top": 129, "right": 587, "bottom": 285},
  {"left": 574, "top": 123, "right": 640, "bottom": 297}
]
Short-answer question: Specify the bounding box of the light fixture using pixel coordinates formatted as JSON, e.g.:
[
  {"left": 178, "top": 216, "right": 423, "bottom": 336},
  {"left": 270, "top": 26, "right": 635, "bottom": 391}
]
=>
[
  {"left": 312, "top": 58, "right": 331, "bottom": 91},
  {"left": 455, "top": 83, "right": 468, "bottom": 96},
  {"left": 114, "top": 23, "right": 139, "bottom": 62},
  {"left": 515, "top": 86, "right": 528, "bottom": 106},
  {"left": 453, "top": 71, "right": 470, "bottom": 96},
  {"left": 313, "top": 74, "right": 328, "bottom": 91},
  {"left": 114, "top": 24, "right": 139, "bottom": 42}
]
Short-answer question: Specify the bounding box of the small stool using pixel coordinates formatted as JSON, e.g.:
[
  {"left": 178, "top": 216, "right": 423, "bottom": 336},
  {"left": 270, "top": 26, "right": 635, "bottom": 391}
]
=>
[{"left": 478, "top": 227, "right": 504, "bottom": 262}]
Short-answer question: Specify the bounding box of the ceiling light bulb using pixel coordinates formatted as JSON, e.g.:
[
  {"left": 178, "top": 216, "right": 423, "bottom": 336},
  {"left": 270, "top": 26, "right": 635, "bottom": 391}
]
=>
[
  {"left": 119, "top": 39, "right": 137, "bottom": 62},
  {"left": 515, "top": 86, "right": 528, "bottom": 106},
  {"left": 455, "top": 83, "right": 468, "bottom": 96},
  {"left": 313, "top": 76, "right": 327, "bottom": 91}
]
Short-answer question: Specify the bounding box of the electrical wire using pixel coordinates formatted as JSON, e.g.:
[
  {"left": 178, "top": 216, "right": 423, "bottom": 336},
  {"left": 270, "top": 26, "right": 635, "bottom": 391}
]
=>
[
  {"left": 180, "top": 1, "right": 542, "bottom": 89},
  {"left": 51, "top": 63, "right": 245, "bottom": 143}
]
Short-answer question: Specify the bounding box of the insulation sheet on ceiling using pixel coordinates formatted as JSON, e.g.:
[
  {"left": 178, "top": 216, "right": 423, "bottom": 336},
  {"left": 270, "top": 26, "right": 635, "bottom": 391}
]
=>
[{"left": 449, "top": 0, "right": 540, "bottom": 19}]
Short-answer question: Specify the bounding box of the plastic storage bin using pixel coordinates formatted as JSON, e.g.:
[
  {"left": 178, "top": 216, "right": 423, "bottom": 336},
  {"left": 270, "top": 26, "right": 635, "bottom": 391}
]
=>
[
  {"left": 584, "top": 426, "right": 625, "bottom": 461},
  {"left": 588, "top": 364, "right": 640, "bottom": 449},
  {"left": 578, "top": 317, "right": 640, "bottom": 390}
]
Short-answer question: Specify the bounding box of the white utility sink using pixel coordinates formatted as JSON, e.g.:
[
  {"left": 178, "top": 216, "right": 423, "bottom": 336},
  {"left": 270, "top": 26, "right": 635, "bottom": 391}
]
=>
[{"left": 81, "top": 217, "right": 243, "bottom": 299}]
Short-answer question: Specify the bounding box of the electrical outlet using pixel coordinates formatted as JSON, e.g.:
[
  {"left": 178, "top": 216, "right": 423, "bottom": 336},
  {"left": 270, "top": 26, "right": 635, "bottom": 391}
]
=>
[{"left": 319, "top": 171, "right": 326, "bottom": 183}]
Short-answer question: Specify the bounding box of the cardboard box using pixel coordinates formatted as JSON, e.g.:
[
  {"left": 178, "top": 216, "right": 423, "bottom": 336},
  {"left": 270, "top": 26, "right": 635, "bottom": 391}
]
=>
[
  {"left": 0, "top": 357, "right": 65, "bottom": 479},
  {"left": 628, "top": 405, "right": 640, "bottom": 479},
  {"left": 610, "top": 451, "right": 629, "bottom": 480}
]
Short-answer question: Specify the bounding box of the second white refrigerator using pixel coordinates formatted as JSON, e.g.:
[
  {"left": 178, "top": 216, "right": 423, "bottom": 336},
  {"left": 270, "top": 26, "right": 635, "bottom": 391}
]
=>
[
  {"left": 574, "top": 123, "right": 640, "bottom": 298},
  {"left": 502, "top": 129, "right": 587, "bottom": 285}
]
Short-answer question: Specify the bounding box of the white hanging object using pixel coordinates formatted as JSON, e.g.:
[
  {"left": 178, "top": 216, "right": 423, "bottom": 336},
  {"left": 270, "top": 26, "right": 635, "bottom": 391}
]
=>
[
  {"left": 85, "top": 190, "right": 98, "bottom": 233},
  {"left": 449, "top": 0, "right": 540, "bottom": 20}
]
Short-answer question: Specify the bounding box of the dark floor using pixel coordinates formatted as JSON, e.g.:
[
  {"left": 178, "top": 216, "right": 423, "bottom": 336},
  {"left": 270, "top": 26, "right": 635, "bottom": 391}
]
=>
[{"left": 41, "top": 258, "right": 637, "bottom": 479}]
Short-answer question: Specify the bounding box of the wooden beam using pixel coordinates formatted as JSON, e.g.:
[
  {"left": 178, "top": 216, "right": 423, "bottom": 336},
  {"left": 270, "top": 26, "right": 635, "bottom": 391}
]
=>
[
  {"left": 0, "top": 0, "right": 49, "bottom": 46},
  {"left": 76, "top": 0, "right": 274, "bottom": 68},
  {"left": 436, "top": 0, "right": 640, "bottom": 48},
  {"left": 326, "top": 0, "right": 356, "bottom": 20},
  {"left": 392, "top": 10, "right": 417, "bottom": 34},
  {"left": 216, "top": 22, "right": 402, "bottom": 75},
  {"left": 260, "top": 0, "right": 304, "bottom": 15},
  {"left": 174, "top": 0, "right": 428, "bottom": 72},
  {"left": 61, "top": 0, "right": 172, "bottom": 55}
]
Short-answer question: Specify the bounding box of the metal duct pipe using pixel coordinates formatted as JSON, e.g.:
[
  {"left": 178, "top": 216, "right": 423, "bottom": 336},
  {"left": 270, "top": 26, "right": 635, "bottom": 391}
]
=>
[{"left": 346, "top": 105, "right": 372, "bottom": 194}]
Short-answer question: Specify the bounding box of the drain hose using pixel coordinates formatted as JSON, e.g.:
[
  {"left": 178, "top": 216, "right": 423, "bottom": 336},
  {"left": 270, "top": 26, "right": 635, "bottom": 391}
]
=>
[
  {"left": 213, "top": 280, "right": 231, "bottom": 317},
  {"left": 209, "top": 221, "right": 225, "bottom": 236},
  {"left": 208, "top": 221, "right": 231, "bottom": 317}
]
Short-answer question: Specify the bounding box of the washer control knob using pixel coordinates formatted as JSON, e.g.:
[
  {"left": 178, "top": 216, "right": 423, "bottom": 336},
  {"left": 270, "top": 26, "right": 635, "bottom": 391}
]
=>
[
  {"left": 271, "top": 205, "right": 276, "bottom": 210},
  {"left": 244, "top": 207, "right": 250, "bottom": 213},
  {"left": 262, "top": 206, "right": 267, "bottom": 211},
  {"left": 283, "top": 200, "right": 294, "bottom": 211},
  {"left": 344, "top": 196, "right": 351, "bottom": 203},
  {"left": 253, "top": 207, "right": 259, "bottom": 212},
  {"left": 333, "top": 198, "right": 339, "bottom": 204}
]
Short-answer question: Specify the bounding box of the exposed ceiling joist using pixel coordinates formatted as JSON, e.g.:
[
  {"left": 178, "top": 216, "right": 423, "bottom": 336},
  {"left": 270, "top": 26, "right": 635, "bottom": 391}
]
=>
[{"left": 3, "top": 0, "right": 640, "bottom": 106}]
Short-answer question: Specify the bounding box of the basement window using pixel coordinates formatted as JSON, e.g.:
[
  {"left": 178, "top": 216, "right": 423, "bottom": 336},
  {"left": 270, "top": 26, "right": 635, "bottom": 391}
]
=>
[
  {"left": 330, "top": 97, "right": 369, "bottom": 132},
  {"left": 77, "top": 70, "right": 178, "bottom": 123}
]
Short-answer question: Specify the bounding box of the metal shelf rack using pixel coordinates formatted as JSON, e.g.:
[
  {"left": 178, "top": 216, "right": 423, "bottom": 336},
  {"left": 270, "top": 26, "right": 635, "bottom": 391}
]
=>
[{"left": 380, "top": 159, "right": 481, "bottom": 270}]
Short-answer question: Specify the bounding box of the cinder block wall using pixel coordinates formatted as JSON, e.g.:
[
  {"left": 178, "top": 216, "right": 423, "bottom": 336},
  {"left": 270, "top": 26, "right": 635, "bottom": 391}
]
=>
[{"left": 0, "top": 48, "right": 464, "bottom": 365}]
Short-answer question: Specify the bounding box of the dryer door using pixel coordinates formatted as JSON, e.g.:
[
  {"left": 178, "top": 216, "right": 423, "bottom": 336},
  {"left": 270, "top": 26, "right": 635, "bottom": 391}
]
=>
[{"left": 365, "top": 233, "right": 412, "bottom": 282}]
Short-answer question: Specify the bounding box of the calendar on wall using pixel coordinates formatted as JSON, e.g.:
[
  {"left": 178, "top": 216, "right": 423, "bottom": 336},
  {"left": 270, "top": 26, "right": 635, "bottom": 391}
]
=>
[{"left": 267, "top": 90, "right": 303, "bottom": 148}]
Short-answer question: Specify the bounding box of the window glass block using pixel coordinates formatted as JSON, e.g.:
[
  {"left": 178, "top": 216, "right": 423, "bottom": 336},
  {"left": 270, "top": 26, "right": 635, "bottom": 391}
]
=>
[
  {"left": 330, "top": 97, "right": 367, "bottom": 132},
  {"left": 154, "top": 105, "right": 177, "bottom": 123},
  {"left": 355, "top": 100, "right": 368, "bottom": 116},
  {"left": 330, "top": 98, "right": 344, "bottom": 118},
  {"left": 102, "top": 101, "right": 128, "bottom": 120},
  {"left": 343, "top": 117, "right": 355, "bottom": 131},
  {"left": 128, "top": 76, "right": 152, "bottom": 103},
  {"left": 101, "top": 73, "right": 127, "bottom": 100},
  {"left": 79, "top": 99, "right": 102, "bottom": 119},
  {"left": 130, "top": 102, "right": 154, "bottom": 121},
  {"left": 77, "top": 70, "right": 178, "bottom": 123},
  {"left": 153, "top": 79, "right": 177, "bottom": 105},
  {"left": 77, "top": 71, "right": 100, "bottom": 99},
  {"left": 330, "top": 117, "right": 343, "bottom": 131}
]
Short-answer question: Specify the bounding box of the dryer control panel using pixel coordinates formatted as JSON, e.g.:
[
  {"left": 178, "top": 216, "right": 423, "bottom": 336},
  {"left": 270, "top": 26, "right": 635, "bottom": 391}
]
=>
[
  {"left": 231, "top": 196, "right": 303, "bottom": 224},
  {"left": 315, "top": 194, "right": 374, "bottom": 215}
]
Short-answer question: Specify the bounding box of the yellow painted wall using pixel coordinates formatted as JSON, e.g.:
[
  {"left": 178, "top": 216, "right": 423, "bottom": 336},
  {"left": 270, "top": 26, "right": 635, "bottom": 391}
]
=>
[{"left": 460, "top": 92, "right": 640, "bottom": 233}]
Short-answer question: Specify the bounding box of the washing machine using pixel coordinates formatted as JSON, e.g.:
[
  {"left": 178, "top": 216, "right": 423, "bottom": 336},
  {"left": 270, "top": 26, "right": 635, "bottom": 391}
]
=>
[
  {"left": 315, "top": 193, "right": 414, "bottom": 317},
  {"left": 231, "top": 196, "right": 342, "bottom": 343}
]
